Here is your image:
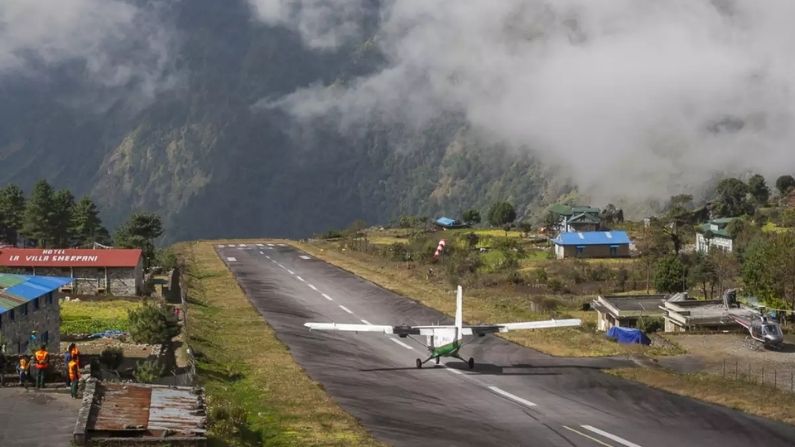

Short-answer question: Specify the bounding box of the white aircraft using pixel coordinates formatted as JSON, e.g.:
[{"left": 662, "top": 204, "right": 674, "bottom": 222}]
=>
[{"left": 305, "top": 286, "right": 582, "bottom": 369}]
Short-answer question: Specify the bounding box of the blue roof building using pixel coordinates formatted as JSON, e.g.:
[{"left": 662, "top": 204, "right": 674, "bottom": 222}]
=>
[
  {"left": 434, "top": 217, "right": 468, "bottom": 229},
  {"left": 552, "top": 231, "right": 631, "bottom": 259},
  {"left": 0, "top": 273, "right": 72, "bottom": 354}
]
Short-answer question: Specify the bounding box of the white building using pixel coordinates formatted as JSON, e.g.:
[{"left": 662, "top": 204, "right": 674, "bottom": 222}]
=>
[{"left": 695, "top": 218, "right": 736, "bottom": 254}]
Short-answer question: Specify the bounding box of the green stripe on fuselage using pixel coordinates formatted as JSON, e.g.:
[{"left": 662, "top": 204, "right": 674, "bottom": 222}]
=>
[{"left": 432, "top": 341, "right": 460, "bottom": 357}]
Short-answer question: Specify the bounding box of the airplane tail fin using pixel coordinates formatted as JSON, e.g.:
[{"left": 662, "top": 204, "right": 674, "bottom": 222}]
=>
[{"left": 455, "top": 285, "right": 463, "bottom": 340}]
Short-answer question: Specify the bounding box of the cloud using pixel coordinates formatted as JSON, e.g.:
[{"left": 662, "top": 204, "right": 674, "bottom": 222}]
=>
[
  {"left": 263, "top": 0, "right": 795, "bottom": 203},
  {"left": 0, "top": 0, "right": 177, "bottom": 106},
  {"left": 247, "top": 0, "right": 375, "bottom": 49}
]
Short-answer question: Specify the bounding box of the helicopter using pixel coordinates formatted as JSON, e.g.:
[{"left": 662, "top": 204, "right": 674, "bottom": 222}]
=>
[{"left": 721, "top": 289, "right": 784, "bottom": 350}]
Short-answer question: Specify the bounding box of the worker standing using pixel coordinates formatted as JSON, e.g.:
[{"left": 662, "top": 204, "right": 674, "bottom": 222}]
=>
[
  {"left": 69, "top": 343, "right": 80, "bottom": 368},
  {"left": 67, "top": 356, "right": 80, "bottom": 398},
  {"left": 17, "top": 355, "right": 30, "bottom": 388},
  {"left": 33, "top": 344, "right": 49, "bottom": 389}
]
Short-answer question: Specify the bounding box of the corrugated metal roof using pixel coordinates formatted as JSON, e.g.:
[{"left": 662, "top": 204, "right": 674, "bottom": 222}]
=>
[
  {"left": 436, "top": 217, "right": 459, "bottom": 226},
  {"left": 553, "top": 231, "right": 631, "bottom": 246},
  {"left": 89, "top": 383, "right": 206, "bottom": 438},
  {"left": 0, "top": 273, "right": 71, "bottom": 313},
  {"left": 0, "top": 248, "right": 142, "bottom": 268}
]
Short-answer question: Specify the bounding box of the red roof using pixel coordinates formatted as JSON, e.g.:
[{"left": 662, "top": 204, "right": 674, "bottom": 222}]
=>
[{"left": 0, "top": 248, "right": 142, "bottom": 268}]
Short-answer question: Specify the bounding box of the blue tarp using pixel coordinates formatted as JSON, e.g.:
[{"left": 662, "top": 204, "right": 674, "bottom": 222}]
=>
[{"left": 606, "top": 326, "right": 651, "bottom": 345}]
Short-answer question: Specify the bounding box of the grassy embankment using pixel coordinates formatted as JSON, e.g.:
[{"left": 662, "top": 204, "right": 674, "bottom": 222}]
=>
[
  {"left": 609, "top": 368, "right": 795, "bottom": 425},
  {"left": 60, "top": 300, "right": 141, "bottom": 335},
  {"left": 294, "top": 239, "right": 676, "bottom": 357},
  {"left": 175, "top": 240, "right": 381, "bottom": 447}
]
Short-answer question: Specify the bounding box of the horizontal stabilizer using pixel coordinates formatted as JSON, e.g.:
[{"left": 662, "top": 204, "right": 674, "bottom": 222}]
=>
[
  {"left": 494, "top": 318, "right": 582, "bottom": 332},
  {"left": 305, "top": 322, "right": 394, "bottom": 333}
]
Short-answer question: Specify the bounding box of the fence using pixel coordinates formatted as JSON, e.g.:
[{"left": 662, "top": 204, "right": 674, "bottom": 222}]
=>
[{"left": 719, "top": 358, "right": 795, "bottom": 393}]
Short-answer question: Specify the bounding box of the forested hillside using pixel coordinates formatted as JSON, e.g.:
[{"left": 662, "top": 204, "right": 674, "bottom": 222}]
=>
[{"left": 0, "top": 0, "right": 565, "bottom": 242}]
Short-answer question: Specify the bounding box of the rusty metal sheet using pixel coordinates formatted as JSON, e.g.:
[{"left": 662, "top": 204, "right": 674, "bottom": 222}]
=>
[
  {"left": 92, "top": 384, "right": 151, "bottom": 431},
  {"left": 148, "top": 387, "right": 207, "bottom": 434}
]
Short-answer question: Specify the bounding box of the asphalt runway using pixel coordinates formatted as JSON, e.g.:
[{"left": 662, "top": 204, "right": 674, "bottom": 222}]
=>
[{"left": 217, "top": 243, "right": 795, "bottom": 447}]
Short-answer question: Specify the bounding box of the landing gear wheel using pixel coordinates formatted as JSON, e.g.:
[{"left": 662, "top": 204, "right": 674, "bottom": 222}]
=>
[
  {"left": 468, "top": 357, "right": 475, "bottom": 369},
  {"left": 435, "top": 357, "right": 440, "bottom": 365},
  {"left": 416, "top": 358, "right": 422, "bottom": 369}
]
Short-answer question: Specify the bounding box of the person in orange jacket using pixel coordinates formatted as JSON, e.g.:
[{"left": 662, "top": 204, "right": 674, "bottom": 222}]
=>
[
  {"left": 17, "top": 355, "right": 30, "bottom": 388},
  {"left": 33, "top": 344, "right": 49, "bottom": 389},
  {"left": 69, "top": 343, "right": 80, "bottom": 368},
  {"left": 67, "top": 357, "right": 80, "bottom": 398}
]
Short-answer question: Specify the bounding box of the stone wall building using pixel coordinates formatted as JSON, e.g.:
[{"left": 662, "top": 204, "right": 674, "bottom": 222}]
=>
[
  {"left": 0, "top": 248, "right": 143, "bottom": 296},
  {"left": 0, "top": 273, "right": 72, "bottom": 354}
]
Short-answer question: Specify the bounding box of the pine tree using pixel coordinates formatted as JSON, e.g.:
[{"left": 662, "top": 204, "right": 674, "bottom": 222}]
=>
[
  {"left": 72, "top": 197, "right": 109, "bottom": 246},
  {"left": 51, "top": 189, "right": 76, "bottom": 247},
  {"left": 115, "top": 213, "right": 164, "bottom": 268},
  {"left": 21, "top": 180, "right": 55, "bottom": 247},
  {"left": 0, "top": 184, "right": 26, "bottom": 245}
]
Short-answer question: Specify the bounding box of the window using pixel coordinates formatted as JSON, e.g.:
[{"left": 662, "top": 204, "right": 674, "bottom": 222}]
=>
[
  {"left": 9, "top": 309, "right": 14, "bottom": 321},
  {"left": 575, "top": 246, "right": 585, "bottom": 257},
  {"left": 609, "top": 246, "right": 618, "bottom": 257},
  {"left": 46, "top": 293, "right": 53, "bottom": 305},
  {"left": 33, "top": 298, "right": 40, "bottom": 311},
  {"left": 21, "top": 303, "right": 28, "bottom": 316}
]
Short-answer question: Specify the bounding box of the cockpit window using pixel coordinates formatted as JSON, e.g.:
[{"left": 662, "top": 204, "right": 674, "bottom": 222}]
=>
[{"left": 763, "top": 324, "right": 782, "bottom": 337}]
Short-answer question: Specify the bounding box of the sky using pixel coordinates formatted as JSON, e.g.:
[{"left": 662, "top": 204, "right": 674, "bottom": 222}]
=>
[
  {"left": 3, "top": 0, "right": 794, "bottom": 205},
  {"left": 251, "top": 0, "right": 795, "bottom": 204}
]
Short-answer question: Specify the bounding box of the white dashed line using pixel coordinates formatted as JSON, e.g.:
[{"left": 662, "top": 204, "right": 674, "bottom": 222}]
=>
[
  {"left": 260, "top": 251, "right": 265, "bottom": 255},
  {"left": 267, "top": 243, "right": 274, "bottom": 247},
  {"left": 580, "top": 426, "right": 642, "bottom": 447},
  {"left": 287, "top": 269, "right": 294, "bottom": 275},
  {"left": 277, "top": 243, "right": 286, "bottom": 247},
  {"left": 239, "top": 244, "right": 247, "bottom": 247},
  {"left": 308, "top": 284, "right": 318, "bottom": 291},
  {"left": 226, "top": 257, "right": 237, "bottom": 262},
  {"left": 256, "top": 243, "right": 264, "bottom": 247},
  {"left": 299, "top": 255, "right": 311, "bottom": 260},
  {"left": 360, "top": 319, "right": 371, "bottom": 325},
  {"left": 339, "top": 305, "right": 353, "bottom": 314},
  {"left": 321, "top": 293, "right": 333, "bottom": 301},
  {"left": 296, "top": 276, "right": 305, "bottom": 282},
  {"left": 488, "top": 386, "right": 537, "bottom": 408},
  {"left": 390, "top": 338, "right": 414, "bottom": 350},
  {"left": 445, "top": 366, "right": 463, "bottom": 375},
  {"left": 217, "top": 244, "right": 225, "bottom": 248}
]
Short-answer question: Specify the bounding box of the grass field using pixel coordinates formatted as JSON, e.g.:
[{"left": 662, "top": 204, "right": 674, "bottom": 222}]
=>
[
  {"left": 175, "top": 240, "right": 381, "bottom": 447},
  {"left": 60, "top": 300, "right": 141, "bottom": 335},
  {"left": 609, "top": 368, "right": 795, "bottom": 426}
]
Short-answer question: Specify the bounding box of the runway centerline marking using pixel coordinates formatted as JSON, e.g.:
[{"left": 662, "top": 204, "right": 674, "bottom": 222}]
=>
[
  {"left": 562, "top": 426, "right": 614, "bottom": 447},
  {"left": 360, "top": 319, "right": 371, "bottom": 325},
  {"left": 299, "top": 255, "right": 311, "bottom": 260},
  {"left": 487, "top": 386, "right": 537, "bottom": 408},
  {"left": 308, "top": 284, "right": 318, "bottom": 291},
  {"left": 287, "top": 269, "right": 294, "bottom": 275},
  {"left": 321, "top": 293, "right": 334, "bottom": 301},
  {"left": 226, "top": 257, "right": 237, "bottom": 262},
  {"left": 581, "top": 426, "right": 641, "bottom": 447},
  {"left": 339, "top": 305, "right": 353, "bottom": 314},
  {"left": 445, "top": 367, "right": 463, "bottom": 375},
  {"left": 390, "top": 338, "right": 414, "bottom": 350},
  {"left": 296, "top": 275, "right": 306, "bottom": 282}
]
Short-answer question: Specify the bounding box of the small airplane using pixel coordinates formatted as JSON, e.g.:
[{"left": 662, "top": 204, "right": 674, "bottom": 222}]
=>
[
  {"left": 305, "top": 286, "right": 581, "bottom": 369},
  {"left": 731, "top": 313, "right": 784, "bottom": 350}
]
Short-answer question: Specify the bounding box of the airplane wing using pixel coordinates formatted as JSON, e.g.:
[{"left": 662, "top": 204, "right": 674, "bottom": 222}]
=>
[
  {"left": 304, "top": 322, "right": 453, "bottom": 337},
  {"left": 463, "top": 318, "right": 582, "bottom": 335}
]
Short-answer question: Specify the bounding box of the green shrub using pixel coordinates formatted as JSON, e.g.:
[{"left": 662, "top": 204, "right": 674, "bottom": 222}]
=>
[
  {"left": 638, "top": 317, "right": 664, "bottom": 333},
  {"left": 128, "top": 303, "right": 180, "bottom": 345},
  {"left": 99, "top": 347, "right": 124, "bottom": 370},
  {"left": 133, "top": 359, "right": 163, "bottom": 383}
]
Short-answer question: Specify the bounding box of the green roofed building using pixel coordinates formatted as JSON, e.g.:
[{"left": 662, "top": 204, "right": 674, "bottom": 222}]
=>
[
  {"left": 695, "top": 217, "right": 737, "bottom": 254},
  {"left": 548, "top": 204, "right": 602, "bottom": 232},
  {"left": 0, "top": 273, "right": 71, "bottom": 354}
]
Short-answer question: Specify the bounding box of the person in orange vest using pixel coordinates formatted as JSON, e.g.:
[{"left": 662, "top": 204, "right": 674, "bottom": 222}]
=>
[
  {"left": 16, "top": 355, "right": 30, "bottom": 388},
  {"left": 33, "top": 344, "right": 49, "bottom": 389},
  {"left": 67, "top": 356, "right": 80, "bottom": 398},
  {"left": 69, "top": 343, "right": 80, "bottom": 368},
  {"left": 64, "top": 343, "right": 80, "bottom": 387}
]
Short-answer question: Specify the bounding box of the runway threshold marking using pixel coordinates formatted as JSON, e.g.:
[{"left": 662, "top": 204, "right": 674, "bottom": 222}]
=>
[
  {"left": 390, "top": 338, "right": 414, "bottom": 350},
  {"left": 226, "top": 257, "right": 237, "bottom": 262},
  {"left": 487, "top": 386, "right": 537, "bottom": 408},
  {"left": 267, "top": 243, "right": 274, "bottom": 247},
  {"left": 256, "top": 243, "right": 264, "bottom": 247},
  {"left": 562, "top": 426, "right": 614, "bottom": 447},
  {"left": 581, "top": 426, "right": 641, "bottom": 447},
  {"left": 321, "top": 293, "right": 334, "bottom": 301},
  {"left": 217, "top": 244, "right": 225, "bottom": 248},
  {"left": 339, "top": 305, "right": 354, "bottom": 314}
]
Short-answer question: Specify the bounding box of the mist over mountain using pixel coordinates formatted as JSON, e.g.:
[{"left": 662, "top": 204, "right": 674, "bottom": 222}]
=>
[{"left": 1, "top": 1, "right": 793, "bottom": 241}]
